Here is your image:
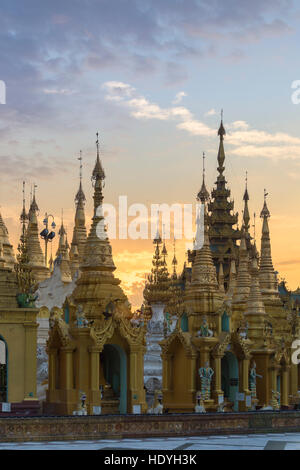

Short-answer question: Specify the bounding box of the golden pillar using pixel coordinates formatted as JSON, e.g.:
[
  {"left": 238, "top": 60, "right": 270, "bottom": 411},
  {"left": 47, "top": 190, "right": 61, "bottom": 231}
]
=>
[
  {"left": 162, "top": 353, "right": 172, "bottom": 392},
  {"left": 23, "top": 322, "right": 38, "bottom": 400},
  {"left": 281, "top": 366, "right": 289, "bottom": 407},
  {"left": 61, "top": 347, "right": 74, "bottom": 390},
  {"left": 48, "top": 349, "right": 56, "bottom": 392},
  {"left": 240, "top": 358, "right": 251, "bottom": 411},
  {"left": 289, "top": 361, "right": 298, "bottom": 398},
  {"left": 212, "top": 355, "right": 223, "bottom": 397},
  {"left": 89, "top": 347, "right": 100, "bottom": 391},
  {"left": 188, "top": 354, "right": 197, "bottom": 393}
]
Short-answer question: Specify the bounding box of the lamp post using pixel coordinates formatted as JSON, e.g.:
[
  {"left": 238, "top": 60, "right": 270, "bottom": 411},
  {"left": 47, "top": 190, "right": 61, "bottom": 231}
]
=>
[{"left": 40, "top": 213, "right": 56, "bottom": 267}]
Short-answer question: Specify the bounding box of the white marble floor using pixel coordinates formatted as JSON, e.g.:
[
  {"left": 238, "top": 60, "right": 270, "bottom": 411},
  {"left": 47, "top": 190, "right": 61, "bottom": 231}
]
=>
[{"left": 1, "top": 433, "right": 300, "bottom": 450}]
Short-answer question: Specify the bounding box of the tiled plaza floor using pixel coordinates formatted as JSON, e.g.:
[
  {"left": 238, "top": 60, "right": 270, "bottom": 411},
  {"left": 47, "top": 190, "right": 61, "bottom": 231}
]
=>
[{"left": 0, "top": 433, "right": 300, "bottom": 450}]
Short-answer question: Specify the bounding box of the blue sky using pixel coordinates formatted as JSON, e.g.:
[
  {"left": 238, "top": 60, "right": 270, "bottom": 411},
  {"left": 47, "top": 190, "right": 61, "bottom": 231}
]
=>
[{"left": 0, "top": 0, "right": 300, "bottom": 304}]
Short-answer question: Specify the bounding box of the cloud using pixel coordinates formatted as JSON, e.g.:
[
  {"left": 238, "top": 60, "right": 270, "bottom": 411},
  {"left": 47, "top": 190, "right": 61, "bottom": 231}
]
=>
[
  {"left": 104, "top": 80, "right": 300, "bottom": 161},
  {"left": 172, "top": 91, "right": 187, "bottom": 104},
  {"left": 43, "top": 88, "right": 77, "bottom": 95},
  {"left": 205, "top": 108, "right": 217, "bottom": 117}
]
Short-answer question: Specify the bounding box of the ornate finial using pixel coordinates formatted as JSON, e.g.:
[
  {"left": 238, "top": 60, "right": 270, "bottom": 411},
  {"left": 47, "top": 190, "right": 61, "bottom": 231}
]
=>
[
  {"left": 75, "top": 150, "right": 86, "bottom": 204},
  {"left": 92, "top": 131, "right": 105, "bottom": 185},
  {"left": 260, "top": 189, "right": 270, "bottom": 218},
  {"left": 79, "top": 150, "right": 83, "bottom": 183},
  {"left": 197, "top": 152, "right": 209, "bottom": 202},
  {"left": 20, "top": 181, "right": 28, "bottom": 224},
  {"left": 96, "top": 132, "right": 99, "bottom": 157},
  {"left": 172, "top": 237, "right": 178, "bottom": 279},
  {"left": 29, "top": 183, "right": 39, "bottom": 213},
  {"left": 243, "top": 171, "right": 249, "bottom": 202},
  {"left": 252, "top": 212, "right": 256, "bottom": 242},
  {"left": 218, "top": 110, "right": 226, "bottom": 139}
]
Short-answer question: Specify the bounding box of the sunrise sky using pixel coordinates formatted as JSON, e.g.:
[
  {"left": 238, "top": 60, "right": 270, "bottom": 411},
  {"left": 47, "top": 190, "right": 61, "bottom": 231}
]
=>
[{"left": 0, "top": 0, "right": 300, "bottom": 308}]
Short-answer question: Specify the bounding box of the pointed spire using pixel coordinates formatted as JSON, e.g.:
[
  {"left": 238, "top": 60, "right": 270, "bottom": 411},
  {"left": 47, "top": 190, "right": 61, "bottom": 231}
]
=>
[
  {"left": 217, "top": 111, "right": 226, "bottom": 172},
  {"left": 72, "top": 133, "right": 133, "bottom": 321},
  {"left": 243, "top": 171, "right": 250, "bottom": 232},
  {"left": 232, "top": 231, "right": 251, "bottom": 304},
  {"left": 226, "top": 258, "right": 237, "bottom": 302},
  {"left": 57, "top": 210, "right": 67, "bottom": 254},
  {"left": 92, "top": 132, "right": 105, "bottom": 184},
  {"left": 29, "top": 184, "right": 39, "bottom": 216},
  {"left": 55, "top": 211, "right": 72, "bottom": 284},
  {"left": 191, "top": 204, "right": 218, "bottom": 290},
  {"left": 197, "top": 152, "right": 210, "bottom": 202},
  {"left": 25, "top": 186, "right": 49, "bottom": 282},
  {"left": 244, "top": 254, "right": 266, "bottom": 344},
  {"left": 80, "top": 133, "right": 115, "bottom": 271},
  {"left": 259, "top": 190, "right": 278, "bottom": 298},
  {"left": 246, "top": 255, "right": 266, "bottom": 316},
  {"left": 75, "top": 150, "right": 86, "bottom": 204},
  {"left": 218, "top": 262, "right": 225, "bottom": 294},
  {"left": 70, "top": 151, "right": 87, "bottom": 275},
  {"left": 172, "top": 238, "right": 178, "bottom": 280},
  {"left": 252, "top": 212, "right": 256, "bottom": 243}
]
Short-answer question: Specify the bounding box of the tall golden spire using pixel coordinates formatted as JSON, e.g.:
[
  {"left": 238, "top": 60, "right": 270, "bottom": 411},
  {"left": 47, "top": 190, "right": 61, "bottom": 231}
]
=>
[
  {"left": 206, "top": 113, "right": 240, "bottom": 283},
  {"left": 15, "top": 182, "right": 37, "bottom": 293},
  {"left": 25, "top": 184, "right": 49, "bottom": 283},
  {"left": 232, "top": 231, "right": 251, "bottom": 304},
  {"left": 72, "top": 133, "right": 129, "bottom": 320},
  {"left": 218, "top": 261, "right": 225, "bottom": 294},
  {"left": 244, "top": 250, "right": 266, "bottom": 345},
  {"left": 191, "top": 205, "right": 218, "bottom": 291},
  {"left": 243, "top": 172, "right": 250, "bottom": 233},
  {"left": 259, "top": 190, "right": 278, "bottom": 298},
  {"left": 226, "top": 258, "right": 237, "bottom": 302},
  {"left": 56, "top": 210, "right": 72, "bottom": 284},
  {"left": 70, "top": 150, "right": 87, "bottom": 276}
]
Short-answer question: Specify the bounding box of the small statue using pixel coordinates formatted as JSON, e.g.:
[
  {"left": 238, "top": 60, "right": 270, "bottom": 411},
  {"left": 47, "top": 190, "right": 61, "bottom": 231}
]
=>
[
  {"left": 217, "top": 401, "right": 226, "bottom": 412},
  {"left": 75, "top": 305, "right": 89, "bottom": 328},
  {"left": 195, "top": 392, "right": 206, "bottom": 413},
  {"left": 76, "top": 391, "right": 87, "bottom": 415},
  {"left": 239, "top": 321, "right": 249, "bottom": 339},
  {"left": 249, "top": 361, "right": 262, "bottom": 398},
  {"left": 16, "top": 291, "right": 38, "bottom": 308},
  {"left": 270, "top": 390, "right": 280, "bottom": 410},
  {"left": 196, "top": 317, "right": 213, "bottom": 338},
  {"left": 147, "top": 390, "right": 163, "bottom": 414},
  {"left": 264, "top": 321, "right": 273, "bottom": 337},
  {"left": 199, "top": 362, "right": 214, "bottom": 400}
]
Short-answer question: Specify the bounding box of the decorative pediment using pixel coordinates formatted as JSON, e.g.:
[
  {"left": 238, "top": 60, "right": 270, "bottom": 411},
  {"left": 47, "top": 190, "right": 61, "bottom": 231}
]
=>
[
  {"left": 212, "top": 332, "right": 231, "bottom": 357},
  {"left": 160, "top": 329, "right": 196, "bottom": 356},
  {"left": 212, "top": 331, "right": 252, "bottom": 360},
  {"left": 89, "top": 302, "right": 146, "bottom": 350}
]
